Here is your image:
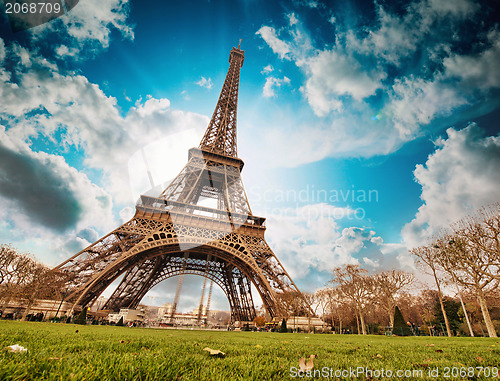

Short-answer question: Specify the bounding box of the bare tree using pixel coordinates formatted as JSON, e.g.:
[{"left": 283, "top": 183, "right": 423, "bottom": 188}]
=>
[
  {"left": 410, "top": 245, "right": 453, "bottom": 337},
  {"left": 277, "top": 290, "right": 304, "bottom": 318},
  {"left": 373, "top": 270, "right": 414, "bottom": 327},
  {"left": 434, "top": 233, "right": 499, "bottom": 337},
  {"left": 0, "top": 245, "right": 38, "bottom": 309},
  {"left": 454, "top": 205, "right": 500, "bottom": 281},
  {"left": 0, "top": 245, "right": 66, "bottom": 317},
  {"left": 331, "top": 265, "right": 374, "bottom": 335}
]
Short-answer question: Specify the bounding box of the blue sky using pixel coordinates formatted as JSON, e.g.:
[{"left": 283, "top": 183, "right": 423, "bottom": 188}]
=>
[{"left": 1, "top": 0, "right": 500, "bottom": 312}]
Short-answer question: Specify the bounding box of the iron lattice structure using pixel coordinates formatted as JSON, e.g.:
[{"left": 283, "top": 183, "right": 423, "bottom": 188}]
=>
[{"left": 55, "top": 45, "right": 306, "bottom": 322}]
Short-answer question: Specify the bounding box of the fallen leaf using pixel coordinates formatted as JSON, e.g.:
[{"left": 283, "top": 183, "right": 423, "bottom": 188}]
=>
[
  {"left": 477, "top": 356, "right": 484, "bottom": 362},
  {"left": 75, "top": 330, "right": 79, "bottom": 333},
  {"left": 7, "top": 344, "right": 27, "bottom": 353},
  {"left": 255, "top": 345, "right": 263, "bottom": 348},
  {"left": 299, "top": 355, "right": 315, "bottom": 371},
  {"left": 203, "top": 347, "right": 225, "bottom": 357},
  {"left": 374, "top": 354, "right": 383, "bottom": 358},
  {"left": 435, "top": 349, "right": 443, "bottom": 353},
  {"left": 48, "top": 357, "right": 62, "bottom": 361},
  {"left": 120, "top": 340, "right": 125, "bottom": 343}
]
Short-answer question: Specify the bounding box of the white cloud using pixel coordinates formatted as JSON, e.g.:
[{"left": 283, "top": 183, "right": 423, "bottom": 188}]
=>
[
  {"left": 196, "top": 76, "right": 213, "bottom": 89},
  {"left": 261, "top": 64, "right": 274, "bottom": 74},
  {"left": 253, "top": 1, "right": 499, "bottom": 167},
  {"left": 387, "top": 76, "right": 469, "bottom": 138},
  {"left": 402, "top": 124, "right": 500, "bottom": 248},
  {"left": 0, "top": 41, "right": 209, "bottom": 265},
  {"left": 31, "top": 0, "right": 133, "bottom": 55},
  {"left": 443, "top": 30, "right": 500, "bottom": 91},
  {"left": 345, "top": 6, "right": 420, "bottom": 65},
  {"left": 0, "top": 38, "right": 6, "bottom": 63},
  {"left": 0, "top": 128, "right": 115, "bottom": 233},
  {"left": 265, "top": 204, "right": 409, "bottom": 286},
  {"left": 301, "top": 49, "right": 386, "bottom": 115},
  {"left": 426, "top": 0, "right": 479, "bottom": 18},
  {"left": 256, "top": 26, "right": 291, "bottom": 60},
  {"left": 55, "top": 45, "right": 80, "bottom": 58},
  {"left": 262, "top": 76, "right": 290, "bottom": 98},
  {"left": 0, "top": 127, "right": 116, "bottom": 264},
  {"left": 0, "top": 45, "right": 208, "bottom": 203},
  {"left": 288, "top": 13, "right": 299, "bottom": 26},
  {"left": 266, "top": 204, "right": 344, "bottom": 283}
]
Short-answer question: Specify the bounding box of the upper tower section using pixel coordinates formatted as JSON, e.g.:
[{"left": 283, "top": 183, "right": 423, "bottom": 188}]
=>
[{"left": 198, "top": 44, "right": 245, "bottom": 158}]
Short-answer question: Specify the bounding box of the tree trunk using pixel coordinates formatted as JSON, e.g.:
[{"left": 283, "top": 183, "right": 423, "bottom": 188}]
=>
[
  {"left": 22, "top": 301, "right": 32, "bottom": 321},
  {"left": 456, "top": 285, "right": 474, "bottom": 337},
  {"left": 358, "top": 307, "right": 367, "bottom": 335},
  {"left": 432, "top": 269, "right": 452, "bottom": 337},
  {"left": 477, "top": 292, "right": 497, "bottom": 338},
  {"left": 355, "top": 313, "right": 360, "bottom": 334},
  {"left": 386, "top": 298, "right": 395, "bottom": 328}
]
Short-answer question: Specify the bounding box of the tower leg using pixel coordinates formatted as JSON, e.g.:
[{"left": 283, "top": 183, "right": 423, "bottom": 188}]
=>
[
  {"left": 170, "top": 252, "right": 189, "bottom": 322},
  {"left": 197, "top": 255, "right": 212, "bottom": 324}
]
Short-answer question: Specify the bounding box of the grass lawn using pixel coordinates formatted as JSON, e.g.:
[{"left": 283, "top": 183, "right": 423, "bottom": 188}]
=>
[{"left": 0, "top": 321, "right": 499, "bottom": 380}]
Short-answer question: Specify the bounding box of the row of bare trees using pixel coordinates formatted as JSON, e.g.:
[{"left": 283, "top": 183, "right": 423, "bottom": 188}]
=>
[
  {"left": 314, "top": 265, "right": 414, "bottom": 335},
  {"left": 411, "top": 205, "right": 500, "bottom": 337},
  {"left": 309, "top": 205, "right": 500, "bottom": 337},
  {"left": 0, "top": 245, "right": 65, "bottom": 319}
]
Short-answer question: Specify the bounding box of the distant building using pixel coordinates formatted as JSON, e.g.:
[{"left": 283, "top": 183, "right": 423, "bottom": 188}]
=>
[
  {"left": 0, "top": 299, "right": 72, "bottom": 319},
  {"left": 157, "top": 303, "right": 173, "bottom": 319},
  {"left": 108, "top": 308, "right": 145, "bottom": 324},
  {"left": 285, "top": 316, "right": 328, "bottom": 332}
]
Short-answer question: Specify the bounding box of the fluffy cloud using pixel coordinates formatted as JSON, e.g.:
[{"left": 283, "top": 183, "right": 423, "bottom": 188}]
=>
[
  {"left": 0, "top": 39, "right": 208, "bottom": 264},
  {"left": 254, "top": 0, "right": 499, "bottom": 166},
  {"left": 0, "top": 128, "right": 114, "bottom": 232},
  {"left": 262, "top": 76, "right": 290, "bottom": 98},
  {"left": 387, "top": 76, "right": 469, "bottom": 138},
  {"left": 256, "top": 26, "right": 291, "bottom": 60},
  {"left": 301, "top": 49, "right": 386, "bottom": 115},
  {"left": 265, "top": 203, "right": 410, "bottom": 289},
  {"left": 443, "top": 30, "right": 500, "bottom": 91},
  {"left": 402, "top": 124, "right": 500, "bottom": 248},
  {"left": 33, "top": 0, "right": 134, "bottom": 55},
  {"left": 261, "top": 65, "right": 273, "bottom": 74},
  {"left": 196, "top": 77, "right": 213, "bottom": 89},
  {"left": 0, "top": 43, "right": 208, "bottom": 203},
  {"left": 347, "top": 0, "right": 478, "bottom": 65},
  {"left": 0, "top": 39, "right": 5, "bottom": 63}
]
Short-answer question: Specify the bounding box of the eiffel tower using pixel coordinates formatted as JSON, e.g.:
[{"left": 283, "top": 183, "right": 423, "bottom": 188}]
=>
[{"left": 55, "top": 44, "right": 305, "bottom": 322}]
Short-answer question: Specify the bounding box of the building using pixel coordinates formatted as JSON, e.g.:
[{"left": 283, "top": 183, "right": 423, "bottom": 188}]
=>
[
  {"left": 285, "top": 316, "right": 328, "bottom": 332},
  {"left": 108, "top": 308, "right": 145, "bottom": 324},
  {"left": 0, "top": 299, "right": 73, "bottom": 319}
]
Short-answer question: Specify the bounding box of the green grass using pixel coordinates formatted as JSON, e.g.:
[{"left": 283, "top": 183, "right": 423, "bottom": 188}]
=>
[{"left": 0, "top": 321, "right": 499, "bottom": 380}]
